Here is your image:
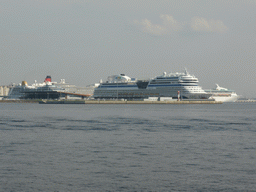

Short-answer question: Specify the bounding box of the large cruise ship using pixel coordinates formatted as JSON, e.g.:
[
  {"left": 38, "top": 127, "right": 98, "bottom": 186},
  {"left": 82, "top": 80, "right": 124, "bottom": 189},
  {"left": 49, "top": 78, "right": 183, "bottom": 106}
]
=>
[
  {"left": 93, "top": 69, "right": 212, "bottom": 100},
  {"left": 205, "top": 84, "right": 239, "bottom": 102},
  {"left": 7, "top": 76, "right": 62, "bottom": 99},
  {"left": 7, "top": 76, "right": 94, "bottom": 99}
]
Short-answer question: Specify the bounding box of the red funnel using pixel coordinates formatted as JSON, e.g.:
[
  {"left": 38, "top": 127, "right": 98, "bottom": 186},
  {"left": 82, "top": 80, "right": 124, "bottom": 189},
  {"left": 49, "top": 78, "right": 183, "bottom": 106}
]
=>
[{"left": 44, "top": 75, "right": 51, "bottom": 82}]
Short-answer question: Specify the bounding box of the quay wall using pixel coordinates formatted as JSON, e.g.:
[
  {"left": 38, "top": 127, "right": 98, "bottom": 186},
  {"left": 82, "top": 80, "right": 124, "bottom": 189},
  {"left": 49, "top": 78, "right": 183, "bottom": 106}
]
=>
[
  {"left": 40, "top": 100, "right": 223, "bottom": 104},
  {"left": 236, "top": 100, "right": 256, "bottom": 103},
  {"left": 83, "top": 100, "right": 222, "bottom": 104},
  {"left": 0, "top": 99, "right": 223, "bottom": 104}
]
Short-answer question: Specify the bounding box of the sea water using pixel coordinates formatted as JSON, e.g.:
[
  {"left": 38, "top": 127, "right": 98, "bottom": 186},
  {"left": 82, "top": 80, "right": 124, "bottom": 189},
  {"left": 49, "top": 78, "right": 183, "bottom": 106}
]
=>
[{"left": 0, "top": 103, "right": 255, "bottom": 191}]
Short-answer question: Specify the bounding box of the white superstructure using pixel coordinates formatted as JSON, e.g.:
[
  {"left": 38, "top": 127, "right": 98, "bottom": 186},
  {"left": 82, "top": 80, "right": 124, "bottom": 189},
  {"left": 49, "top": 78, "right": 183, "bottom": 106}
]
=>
[
  {"left": 205, "top": 84, "right": 239, "bottom": 102},
  {"left": 7, "top": 81, "right": 37, "bottom": 99},
  {"left": 93, "top": 69, "right": 211, "bottom": 100}
]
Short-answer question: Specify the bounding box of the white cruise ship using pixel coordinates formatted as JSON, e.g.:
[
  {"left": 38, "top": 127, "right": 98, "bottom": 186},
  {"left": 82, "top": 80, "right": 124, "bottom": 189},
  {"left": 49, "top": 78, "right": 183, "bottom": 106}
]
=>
[
  {"left": 205, "top": 84, "right": 239, "bottom": 102},
  {"left": 93, "top": 69, "right": 212, "bottom": 100},
  {"left": 7, "top": 76, "right": 94, "bottom": 100},
  {"left": 7, "top": 76, "right": 60, "bottom": 99}
]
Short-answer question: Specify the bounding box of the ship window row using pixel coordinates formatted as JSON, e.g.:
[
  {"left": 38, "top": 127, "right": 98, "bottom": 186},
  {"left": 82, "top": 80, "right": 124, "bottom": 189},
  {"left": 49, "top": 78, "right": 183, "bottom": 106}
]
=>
[
  {"left": 150, "top": 82, "right": 181, "bottom": 84},
  {"left": 154, "top": 78, "right": 177, "bottom": 80},
  {"left": 150, "top": 82, "right": 176, "bottom": 84},
  {"left": 118, "top": 93, "right": 160, "bottom": 96},
  {"left": 181, "top": 81, "right": 198, "bottom": 83},
  {"left": 180, "top": 78, "right": 197, "bottom": 80},
  {"left": 151, "top": 80, "right": 177, "bottom": 83},
  {"left": 151, "top": 81, "right": 197, "bottom": 84},
  {"left": 104, "top": 83, "right": 131, "bottom": 85},
  {"left": 95, "top": 92, "right": 160, "bottom": 96},
  {"left": 156, "top": 77, "right": 178, "bottom": 79}
]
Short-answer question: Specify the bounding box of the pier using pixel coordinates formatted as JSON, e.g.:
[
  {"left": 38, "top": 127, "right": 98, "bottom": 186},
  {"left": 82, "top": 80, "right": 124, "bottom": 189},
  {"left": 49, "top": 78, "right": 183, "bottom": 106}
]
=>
[{"left": 236, "top": 100, "right": 256, "bottom": 103}]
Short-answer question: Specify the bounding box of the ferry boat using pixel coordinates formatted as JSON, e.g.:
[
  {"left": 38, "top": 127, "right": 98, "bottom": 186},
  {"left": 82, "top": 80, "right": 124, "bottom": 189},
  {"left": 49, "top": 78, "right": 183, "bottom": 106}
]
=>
[
  {"left": 93, "top": 69, "right": 212, "bottom": 100},
  {"left": 205, "top": 84, "right": 239, "bottom": 102}
]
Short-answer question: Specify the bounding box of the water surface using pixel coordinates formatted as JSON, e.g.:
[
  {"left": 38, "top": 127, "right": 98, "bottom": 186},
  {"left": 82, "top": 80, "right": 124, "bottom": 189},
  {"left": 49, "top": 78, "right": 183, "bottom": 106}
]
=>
[{"left": 0, "top": 103, "right": 255, "bottom": 191}]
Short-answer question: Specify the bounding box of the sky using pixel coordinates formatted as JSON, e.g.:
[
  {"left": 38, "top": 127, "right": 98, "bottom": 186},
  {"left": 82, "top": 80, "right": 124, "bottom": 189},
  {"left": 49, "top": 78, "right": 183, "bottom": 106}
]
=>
[{"left": 1, "top": 0, "right": 256, "bottom": 97}]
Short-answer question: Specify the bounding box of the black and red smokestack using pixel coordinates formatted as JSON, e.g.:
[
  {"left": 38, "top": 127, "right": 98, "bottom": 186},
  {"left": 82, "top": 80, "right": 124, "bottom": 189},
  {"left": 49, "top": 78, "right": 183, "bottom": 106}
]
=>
[{"left": 44, "top": 75, "right": 51, "bottom": 82}]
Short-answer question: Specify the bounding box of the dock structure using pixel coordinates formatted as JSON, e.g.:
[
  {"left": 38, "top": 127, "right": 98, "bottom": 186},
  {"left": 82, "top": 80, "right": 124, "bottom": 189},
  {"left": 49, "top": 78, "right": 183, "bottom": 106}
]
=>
[
  {"left": 59, "top": 92, "right": 92, "bottom": 99},
  {"left": 39, "top": 100, "right": 223, "bottom": 104},
  {"left": 236, "top": 100, "right": 256, "bottom": 103},
  {"left": 23, "top": 90, "right": 92, "bottom": 100}
]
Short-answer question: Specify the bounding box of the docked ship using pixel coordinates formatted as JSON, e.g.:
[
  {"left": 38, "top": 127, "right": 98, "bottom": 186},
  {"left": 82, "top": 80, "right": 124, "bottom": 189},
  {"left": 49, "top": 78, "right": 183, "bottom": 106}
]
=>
[
  {"left": 7, "top": 76, "right": 63, "bottom": 99},
  {"left": 8, "top": 76, "right": 93, "bottom": 99},
  {"left": 93, "top": 69, "right": 212, "bottom": 100},
  {"left": 205, "top": 84, "right": 239, "bottom": 102},
  {"left": 24, "top": 76, "right": 65, "bottom": 99}
]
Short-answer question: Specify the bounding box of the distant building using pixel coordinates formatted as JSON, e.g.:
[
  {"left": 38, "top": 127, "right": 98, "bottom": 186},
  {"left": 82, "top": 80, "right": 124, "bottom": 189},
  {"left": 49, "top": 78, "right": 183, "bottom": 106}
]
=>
[{"left": 0, "top": 86, "right": 10, "bottom": 96}]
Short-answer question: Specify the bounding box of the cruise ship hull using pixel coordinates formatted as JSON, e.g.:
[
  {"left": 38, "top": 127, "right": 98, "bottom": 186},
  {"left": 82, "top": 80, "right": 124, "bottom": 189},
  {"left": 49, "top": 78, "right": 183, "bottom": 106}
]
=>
[{"left": 94, "top": 85, "right": 211, "bottom": 100}]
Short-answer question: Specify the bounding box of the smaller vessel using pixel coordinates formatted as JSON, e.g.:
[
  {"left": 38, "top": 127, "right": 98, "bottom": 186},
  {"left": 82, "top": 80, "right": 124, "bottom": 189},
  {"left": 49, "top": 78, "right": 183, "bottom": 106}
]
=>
[{"left": 205, "top": 84, "right": 239, "bottom": 102}]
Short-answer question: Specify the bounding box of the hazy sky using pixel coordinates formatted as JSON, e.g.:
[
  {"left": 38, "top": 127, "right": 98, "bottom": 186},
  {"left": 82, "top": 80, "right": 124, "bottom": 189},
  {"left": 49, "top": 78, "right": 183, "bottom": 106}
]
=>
[{"left": 1, "top": 0, "right": 256, "bottom": 97}]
